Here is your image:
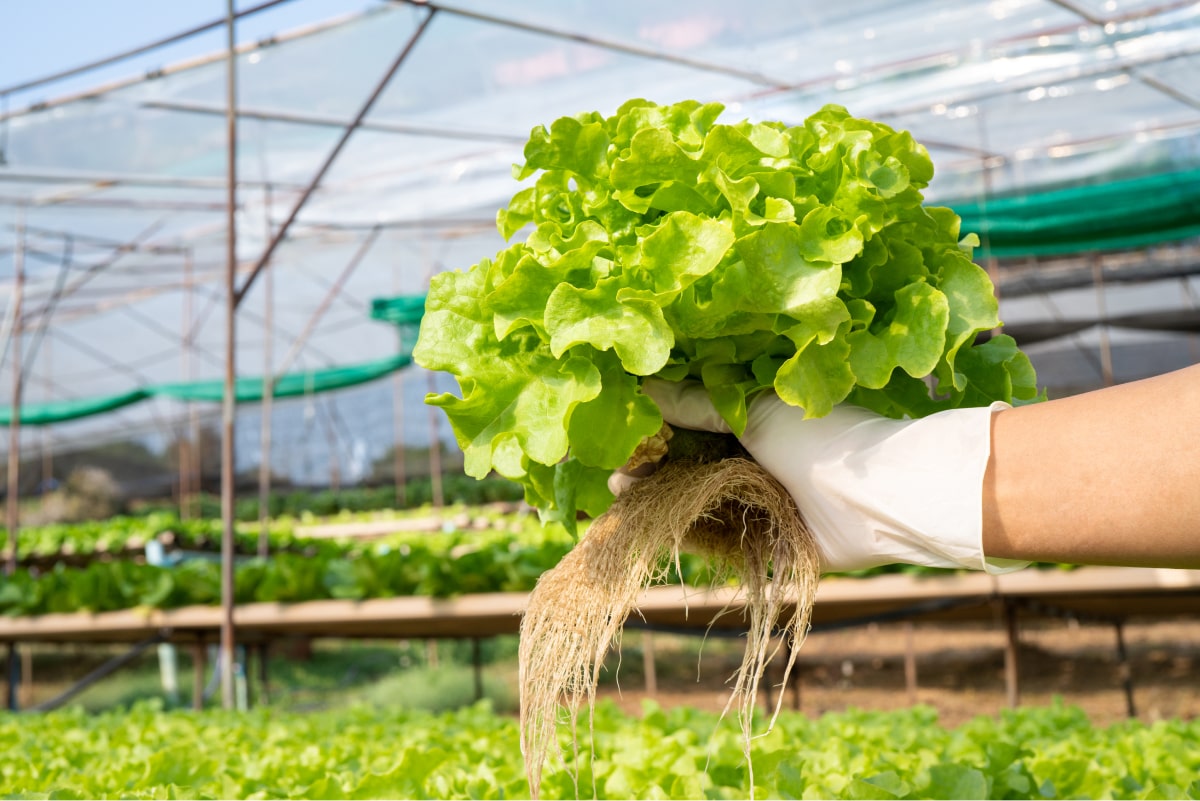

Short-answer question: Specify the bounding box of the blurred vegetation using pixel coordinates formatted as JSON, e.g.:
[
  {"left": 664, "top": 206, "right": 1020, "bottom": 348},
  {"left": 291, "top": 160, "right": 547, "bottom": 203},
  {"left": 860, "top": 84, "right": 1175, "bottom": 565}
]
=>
[{"left": 18, "top": 637, "right": 522, "bottom": 715}]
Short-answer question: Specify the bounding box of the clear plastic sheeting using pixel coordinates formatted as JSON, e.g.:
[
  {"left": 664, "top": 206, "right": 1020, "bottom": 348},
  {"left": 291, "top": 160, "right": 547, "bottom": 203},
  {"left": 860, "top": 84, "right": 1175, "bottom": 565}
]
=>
[{"left": 0, "top": 0, "right": 1198, "bottom": 478}]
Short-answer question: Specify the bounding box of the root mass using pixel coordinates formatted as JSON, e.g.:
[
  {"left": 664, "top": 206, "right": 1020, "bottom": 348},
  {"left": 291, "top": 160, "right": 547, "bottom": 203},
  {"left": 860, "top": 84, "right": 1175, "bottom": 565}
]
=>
[{"left": 519, "top": 455, "right": 820, "bottom": 798}]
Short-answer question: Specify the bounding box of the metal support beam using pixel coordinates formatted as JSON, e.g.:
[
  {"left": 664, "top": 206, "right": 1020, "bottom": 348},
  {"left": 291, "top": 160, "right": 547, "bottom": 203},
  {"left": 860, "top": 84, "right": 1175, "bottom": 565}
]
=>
[
  {"left": 787, "top": 639, "right": 801, "bottom": 712},
  {"left": 233, "top": 8, "right": 437, "bottom": 308},
  {"left": 1114, "top": 620, "right": 1137, "bottom": 718},
  {"left": 4, "top": 644, "right": 16, "bottom": 712},
  {"left": 192, "top": 635, "right": 207, "bottom": 711},
  {"left": 256, "top": 642, "right": 271, "bottom": 707},
  {"left": 759, "top": 636, "right": 776, "bottom": 716},
  {"left": 1004, "top": 602, "right": 1021, "bottom": 709},
  {"left": 472, "top": 638, "right": 484, "bottom": 702},
  {"left": 141, "top": 99, "right": 526, "bottom": 144},
  {"left": 31, "top": 633, "right": 169, "bottom": 712},
  {"left": 180, "top": 249, "right": 195, "bottom": 519},
  {"left": 219, "top": 0, "right": 239, "bottom": 712},
  {"left": 4, "top": 206, "right": 24, "bottom": 578},
  {"left": 1093, "top": 256, "right": 1115, "bottom": 387},
  {"left": 257, "top": 186, "right": 275, "bottom": 559},
  {"left": 904, "top": 621, "right": 918, "bottom": 705},
  {"left": 641, "top": 631, "right": 657, "bottom": 697}
]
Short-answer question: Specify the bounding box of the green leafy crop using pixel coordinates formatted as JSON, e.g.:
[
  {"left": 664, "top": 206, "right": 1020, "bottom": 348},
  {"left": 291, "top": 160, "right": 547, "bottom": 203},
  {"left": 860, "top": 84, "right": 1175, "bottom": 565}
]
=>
[{"left": 414, "top": 100, "right": 1040, "bottom": 529}]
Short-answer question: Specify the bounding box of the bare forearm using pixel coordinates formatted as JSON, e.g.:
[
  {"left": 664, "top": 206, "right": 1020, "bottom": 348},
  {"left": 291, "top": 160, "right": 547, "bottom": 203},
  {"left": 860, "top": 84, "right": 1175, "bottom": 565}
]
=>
[{"left": 983, "top": 364, "right": 1200, "bottom": 568}]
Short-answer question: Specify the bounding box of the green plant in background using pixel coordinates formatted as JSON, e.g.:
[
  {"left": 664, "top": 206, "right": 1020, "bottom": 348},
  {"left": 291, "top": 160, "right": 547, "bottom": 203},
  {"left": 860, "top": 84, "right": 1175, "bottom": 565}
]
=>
[{"left": 414, "top": 100, "right": 1040, "bottom": 532}]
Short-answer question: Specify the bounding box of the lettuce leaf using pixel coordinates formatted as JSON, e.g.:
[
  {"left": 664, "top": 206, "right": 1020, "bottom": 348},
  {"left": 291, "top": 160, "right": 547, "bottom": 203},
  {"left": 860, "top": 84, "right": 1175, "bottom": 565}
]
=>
[{"left": 414, "top": 100, "right": 1040, "bottom": 531}]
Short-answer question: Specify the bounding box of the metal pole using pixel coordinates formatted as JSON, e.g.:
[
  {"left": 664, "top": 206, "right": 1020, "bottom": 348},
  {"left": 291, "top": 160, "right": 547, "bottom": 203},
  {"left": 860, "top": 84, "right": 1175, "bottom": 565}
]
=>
[
  {"left": 192, "top": 635, "right": 206, "bottom": 711},
  {"left": 256, "top": 641, "right": 270, "bottom": 707},
  {"left": 31, "top": 634, "right": 168, "bottom": 712},
  {"left": 973, "top": 109, "right": 1002, "bottom": 330},
  {"left": 421, "top": 247, "right": 444, "bottom": 509},
  {"left": 391, "top": 243, "right": 407, "bottom": 507},
  {"left": 322, "top": 400, "right": 341, "bottom": 492},
  {"left": 759, "top": 636, "right": 775, "bottom": 716},
  {"left": 4, "top": 645, "right": 15, "bottom": 712},
  {"left": 187, "top": 253, "right": 202, "bottom": 514},
  {"left": 40, "top": 339, "right": 51, "bottom": 493},
  {"left": 1093, "top": 256, "right": 1115, "bottom": 387},
  {"left": 787, "top": 638, "right": 801, "bottom": 711},
  {"left": 220, "top": 0, "right": 238, "bottom": 711},
  {"left": 258, "top": 185, "right": 274, "bottom": 558},
  {"left": 392, "top": 353, "right": 407, "bottom": 507},
  {"left": 233, "top": 8, "right": 437, "bottom": 307},
  {"left": 5, "top": 205, "right": 24, "bottom": 577},
  {"left": 472, "top": 638, "right": 484, "bottom": 702},
  {"left": 904, "top": 621, "right": 918, "bottom": 704},
  {"left": 1114, "top": 620, "right": 1137, "bottom": 718},
  {"left": 1004, "top": 602, "right": 1020, "bottom": 708},
  {"left": 180, "top": 248, "right": 194, "bottom": 518},
  {"left": 642, "top": 631, "right": 657, "bottom": 697}
]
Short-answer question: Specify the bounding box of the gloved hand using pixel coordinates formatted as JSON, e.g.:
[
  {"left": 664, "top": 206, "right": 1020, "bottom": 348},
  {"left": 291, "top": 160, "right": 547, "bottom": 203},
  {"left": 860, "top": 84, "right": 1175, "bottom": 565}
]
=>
[{"left": 617, "top": 379, "right": 1030, "bottom": 575}]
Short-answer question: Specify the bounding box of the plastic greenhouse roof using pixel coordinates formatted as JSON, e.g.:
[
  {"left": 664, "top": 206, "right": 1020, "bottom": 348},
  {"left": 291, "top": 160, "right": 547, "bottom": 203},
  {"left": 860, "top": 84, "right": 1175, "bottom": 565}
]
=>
[{"left": 1, "top": 0, "right": 1199, "bottom": 456}]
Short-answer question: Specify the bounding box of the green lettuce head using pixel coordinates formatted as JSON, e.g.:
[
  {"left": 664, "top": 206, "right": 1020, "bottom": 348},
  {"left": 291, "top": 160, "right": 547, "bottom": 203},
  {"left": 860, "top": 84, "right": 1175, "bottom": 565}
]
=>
[{"left": 414, "top": 100, "right": 1040, "bottom": 532}]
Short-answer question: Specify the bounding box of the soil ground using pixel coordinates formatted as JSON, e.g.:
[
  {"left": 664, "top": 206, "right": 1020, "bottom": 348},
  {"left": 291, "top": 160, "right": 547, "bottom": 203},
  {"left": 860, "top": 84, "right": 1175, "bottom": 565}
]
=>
[{"left": 593, "top": 618, "right": 1200, "bottom": 728}]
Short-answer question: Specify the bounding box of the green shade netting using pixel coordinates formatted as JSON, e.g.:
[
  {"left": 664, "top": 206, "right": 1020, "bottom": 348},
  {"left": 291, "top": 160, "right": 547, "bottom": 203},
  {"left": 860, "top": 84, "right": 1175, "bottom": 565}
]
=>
[
  {"left": 2, "top": 353, "right": 412, "bottom": 426},
  {"left": 369, "top": 295, "right": 425, "bottom": 327},
  {"left": 949, "top": 168, "right": 1200, "bottom": 258}
]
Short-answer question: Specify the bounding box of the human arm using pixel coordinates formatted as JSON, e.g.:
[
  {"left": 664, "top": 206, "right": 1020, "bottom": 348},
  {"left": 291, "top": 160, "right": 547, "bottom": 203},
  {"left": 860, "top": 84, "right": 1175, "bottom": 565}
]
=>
[
  {"left": 641, "top": 365, "right": 1200, "bottom": 573},
  {"left": 983, "top": 364, "right": 1200, "bottom": 569}
]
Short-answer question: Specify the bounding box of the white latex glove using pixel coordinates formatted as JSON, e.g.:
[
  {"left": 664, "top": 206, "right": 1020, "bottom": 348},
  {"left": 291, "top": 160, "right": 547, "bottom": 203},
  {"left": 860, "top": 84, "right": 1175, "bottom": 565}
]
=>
[{"left": 626, "top": 379, "right": 1030, "bottom": 575}]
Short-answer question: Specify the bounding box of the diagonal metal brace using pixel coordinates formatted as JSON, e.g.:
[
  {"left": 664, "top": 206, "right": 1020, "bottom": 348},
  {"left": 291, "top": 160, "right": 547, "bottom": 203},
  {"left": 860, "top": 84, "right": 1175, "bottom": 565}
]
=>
[
  {"left": 29, "top": 631, "right": 171, "bottom": 712},
  {"left": 233, "top": 7, "right": 437, "bottom": 308}
]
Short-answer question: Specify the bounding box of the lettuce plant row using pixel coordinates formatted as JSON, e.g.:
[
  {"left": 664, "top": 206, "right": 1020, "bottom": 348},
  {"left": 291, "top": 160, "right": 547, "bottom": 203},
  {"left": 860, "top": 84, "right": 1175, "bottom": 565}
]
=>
[
  {"left": 0, "top": 520, "right": 1072, "bottom": 617},
  {"left": 0, "top": 520, "right": 580, "bottom": 616},
  {"left": 0, "top": 503, "right": 527, "bottom": 564},
  {"left": 2, "top": 700, "right": 1196, "bottom": 799}
]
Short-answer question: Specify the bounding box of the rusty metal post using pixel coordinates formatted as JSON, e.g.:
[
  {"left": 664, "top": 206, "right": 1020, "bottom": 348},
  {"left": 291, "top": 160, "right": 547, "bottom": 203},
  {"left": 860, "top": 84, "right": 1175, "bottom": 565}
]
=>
[
  {"left": 1114, "top": 620, "right": 1137, "bottom": 718},
  {"left": 40, "top": 339, "right": 52, "bottom": 493},
  {"left": 1004, "top": 602, "right": 1020, "bottom": 708},
  {"left": 904, "top": 621, "right": 918, "bottom": 704},
  {"left": 789, "top": 640, "right": 802, "bottom": 712},
  {"left": 392, "top": 258, "right": 408, "bottom": 508},
  {"left": 219, "top": 0, "right": 239, "bottom": 711},
  {"left": 4, "top": 644, "right": 16, "bottom": 711},
  {"left": 642, "top": 631, "right": 657, "bottom": 697},
  {"left": 180, "top": 247, "right": 195, "bottom": 518},
  {"left": 5, "top": 205, "right": 24, "bottom": 578},
  {"left": 256, "top": 641, "right": 270, "bottom": 707},
  {"left": 393, "top": 369, "right": 407, "bottom": 507},
  {"left": 192, "top": 635, "right": 207, "bottom": 711},
  {"left": 420, "top": 246, "right": 444, "bottom": 509},
  {"left": 187, "top": 249, "right": 201, "bottom": 515},
  {"left": 472, "top": 638, "right": 484, "bottom": 702},
  {"left": 257, "top": 185, "right": 274, "bottom": 558},
  {"left": 1092, "top": 256, "right": 1115, "bottom": 387}
]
